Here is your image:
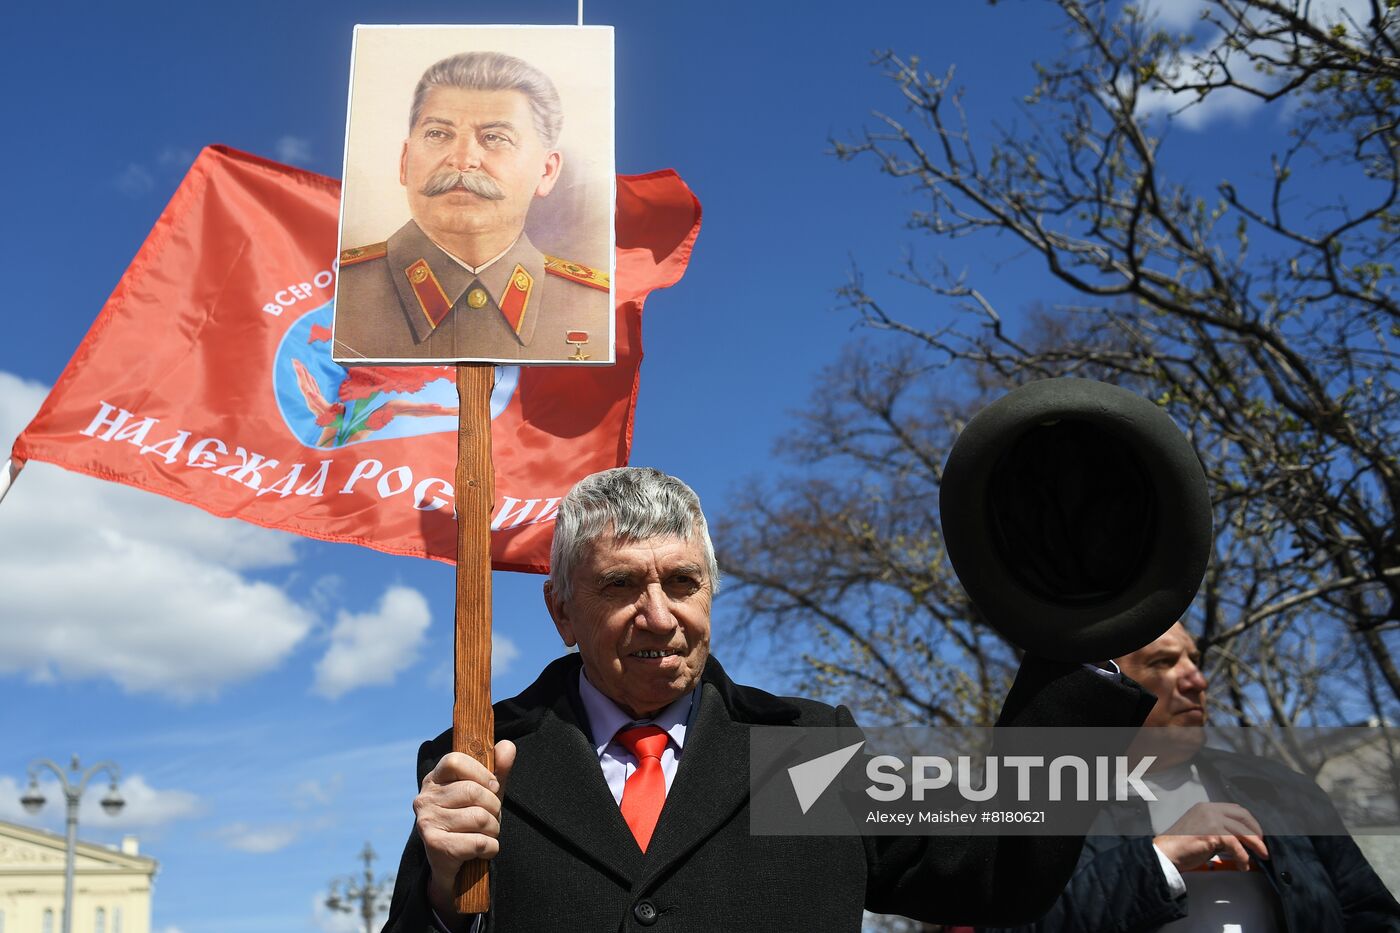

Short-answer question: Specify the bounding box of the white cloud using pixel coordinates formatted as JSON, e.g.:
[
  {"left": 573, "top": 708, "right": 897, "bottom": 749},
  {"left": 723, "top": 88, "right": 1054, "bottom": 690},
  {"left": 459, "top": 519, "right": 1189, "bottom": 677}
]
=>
[
  {"left": 297, "top": 738, "right": 420, "bottom": 773},
  {"left": 294, "top": 774, "right": 343, "bottom": 808},
  {"left": 0, "top": 372, "right": 314, "bottom": 700},
  {"left": 1137, "top": 0, "right": 1372, "bottom": 129},
  {"left": 275, "top": 135, "right": 313, "bottom": 165},
  {"left": 1135, "top": 81, "right": 1264, "bottom": 129},
  {"left": 1149, "top": 0, "right": 1211, "bottom": 29},
  {"left": 313, "top": 586, "right": 432, "bottom": 698},
  {"left": 93, "top": 774, "right": 202, "bottom": 828},
  {"left": 115, "top": 163, "right": 155, "bottom": 197},
  {"left": 216, "top": 820, "right": 300, "bottom": 853},
  {"left": 0, "top": 774, "right": 201, "bottom": 831},
  {"left": 493, "top": 632, "right": 521, "bottom": 676},
  {"left": 1147, "top": 0, "right": 1365, "bottom": 31},
  {"left": 427, "top": 632, "right": 523, "bottom": 693},
  {"left": 157, "top": 147, "right": 197, "bottom": 170},
  {"left": 313, "top": 891, "right": 376, "bottom": 933},
  {"left": 308, "top": 574, "right": 345, "bottom": 612}
]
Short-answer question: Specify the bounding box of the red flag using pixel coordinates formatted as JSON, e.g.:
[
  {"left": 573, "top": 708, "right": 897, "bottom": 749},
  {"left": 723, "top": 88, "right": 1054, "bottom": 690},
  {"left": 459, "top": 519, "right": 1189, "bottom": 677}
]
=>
[{"left": 10, "top": 146, "right": 700, "bottom": 572}]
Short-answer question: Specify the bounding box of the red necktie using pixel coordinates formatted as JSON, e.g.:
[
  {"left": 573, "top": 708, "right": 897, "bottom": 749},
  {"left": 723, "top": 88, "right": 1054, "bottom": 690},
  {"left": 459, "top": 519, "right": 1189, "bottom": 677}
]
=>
[{"left": 617, "top": 725, "right": 669, "bottom": 852}]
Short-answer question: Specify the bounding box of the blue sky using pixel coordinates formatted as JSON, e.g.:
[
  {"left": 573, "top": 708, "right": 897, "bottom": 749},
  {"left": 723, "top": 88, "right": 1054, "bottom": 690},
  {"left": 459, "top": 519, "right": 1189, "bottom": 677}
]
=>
[{"left": 0, "top": 1, "right": 1341, "bottom": 930}]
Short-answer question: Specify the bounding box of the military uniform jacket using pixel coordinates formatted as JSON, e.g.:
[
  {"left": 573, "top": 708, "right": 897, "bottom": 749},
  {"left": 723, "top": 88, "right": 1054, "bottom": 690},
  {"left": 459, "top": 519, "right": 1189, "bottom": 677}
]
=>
[
  {"left": 333, "top": 221, "right": 611, "bottom": 363},
  {"left": 383, "top": 654, "right": 1155, "bottom": 933}
]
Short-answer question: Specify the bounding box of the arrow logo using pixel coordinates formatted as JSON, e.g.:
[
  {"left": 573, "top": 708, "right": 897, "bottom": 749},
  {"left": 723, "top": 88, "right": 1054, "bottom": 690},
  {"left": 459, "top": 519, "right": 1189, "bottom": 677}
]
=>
[{"left": 787, "top": 741, "right": 865, "bottom": 814}]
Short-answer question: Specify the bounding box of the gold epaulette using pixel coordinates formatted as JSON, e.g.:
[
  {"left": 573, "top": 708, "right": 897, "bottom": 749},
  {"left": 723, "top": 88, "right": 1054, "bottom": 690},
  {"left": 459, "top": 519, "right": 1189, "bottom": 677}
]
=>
[
  {"left": 339, "top": 242, "right": 388, "bottom": 266},
  {"left": 544, "top": 255, "right": 610, "bottom": 291}
]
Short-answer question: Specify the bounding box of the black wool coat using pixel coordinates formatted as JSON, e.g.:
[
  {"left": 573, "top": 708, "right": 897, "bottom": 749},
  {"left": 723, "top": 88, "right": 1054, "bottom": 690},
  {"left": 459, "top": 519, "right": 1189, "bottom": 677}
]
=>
[
  {"left": 981, "top": 748, "right": 1400, "bottom": 933},
  {"left": 384, "top": 654, "right": 1155, "bottom": 933}
]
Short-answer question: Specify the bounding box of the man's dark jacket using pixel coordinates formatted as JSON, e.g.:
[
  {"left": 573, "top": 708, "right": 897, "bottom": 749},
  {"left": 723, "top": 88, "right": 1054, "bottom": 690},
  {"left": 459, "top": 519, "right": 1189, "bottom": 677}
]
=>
[
  {"left": 384, "top": 654, "right": 1154, "bottom": 932},
  {"left": 982, "top": 748, "right": 1400, "bottom": 932}
]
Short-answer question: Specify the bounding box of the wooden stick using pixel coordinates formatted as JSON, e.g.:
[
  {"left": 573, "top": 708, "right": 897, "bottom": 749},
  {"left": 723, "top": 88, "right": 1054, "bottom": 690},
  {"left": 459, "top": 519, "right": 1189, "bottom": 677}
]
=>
[{"left": 453, "top": 363, "right": 495, "bottom": 915}]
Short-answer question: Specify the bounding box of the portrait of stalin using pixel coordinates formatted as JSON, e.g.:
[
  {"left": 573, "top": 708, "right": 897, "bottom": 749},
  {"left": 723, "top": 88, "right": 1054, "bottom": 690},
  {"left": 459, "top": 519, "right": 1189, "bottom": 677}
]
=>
[{"left": 333, "top": 50, "right": 612, "bottom": 364}]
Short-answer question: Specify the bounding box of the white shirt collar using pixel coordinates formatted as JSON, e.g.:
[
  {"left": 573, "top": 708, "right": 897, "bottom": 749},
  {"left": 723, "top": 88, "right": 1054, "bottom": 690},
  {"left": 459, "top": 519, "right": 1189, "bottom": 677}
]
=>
[
  {"left": 577, "top": 668, "right": 695, "bottom": 759},
  {"left": 432, "top": 234, "right": 521, "bottom": 275}
]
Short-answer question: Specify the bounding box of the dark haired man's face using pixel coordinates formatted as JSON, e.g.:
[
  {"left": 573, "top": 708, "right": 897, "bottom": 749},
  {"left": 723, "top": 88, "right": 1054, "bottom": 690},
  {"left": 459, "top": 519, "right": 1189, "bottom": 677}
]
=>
[
  {"left": 1118, "top": 623, "right": 1208, "bottom": 728},
  {"left": 400, "top": 87, "right": 561, "bottom": 253}
]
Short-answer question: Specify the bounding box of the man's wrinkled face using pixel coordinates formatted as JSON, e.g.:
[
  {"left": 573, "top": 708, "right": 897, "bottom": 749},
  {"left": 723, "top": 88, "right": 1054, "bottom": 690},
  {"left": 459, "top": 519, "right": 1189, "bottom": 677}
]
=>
[
  {"left": 400, "top": 87, "right": 561, "bottom": 245},
  {"left": 1118, "top": 622, "right": 1208, "bottom": 728},
  {"left": 546, "top": 533, "right": 713, "bottom": 720}
]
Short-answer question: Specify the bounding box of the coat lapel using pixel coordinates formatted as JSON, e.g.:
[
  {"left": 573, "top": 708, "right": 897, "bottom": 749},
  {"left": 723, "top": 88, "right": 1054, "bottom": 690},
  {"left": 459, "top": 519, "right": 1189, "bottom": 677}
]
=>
[
  {"left": 493, "top": 654, "right": 802, "bottom": 890},
  {"left": 386, "top": 221, "right": 473, "bottom": 345},
  {"left": 475, "top": 235, "right": 545, "bottom": 347},
  {"left": 500, "top": 665, "right": 643, "bottom": 885},
  {"left": 637, "top": 681, "right": 752, "bottom": 883}
]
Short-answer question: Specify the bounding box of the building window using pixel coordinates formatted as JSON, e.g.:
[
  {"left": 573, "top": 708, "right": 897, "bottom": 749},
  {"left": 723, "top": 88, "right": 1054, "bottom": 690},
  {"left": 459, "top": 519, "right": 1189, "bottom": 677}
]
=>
[
  {"left": 42, "top": 908, "right": 54, "bottom": 933},
  {"left": 114, "top": 907, "right": 123, "bottom": 933},
  {"left": 96, "top": 906, "right": 106, "bottom": 933}
]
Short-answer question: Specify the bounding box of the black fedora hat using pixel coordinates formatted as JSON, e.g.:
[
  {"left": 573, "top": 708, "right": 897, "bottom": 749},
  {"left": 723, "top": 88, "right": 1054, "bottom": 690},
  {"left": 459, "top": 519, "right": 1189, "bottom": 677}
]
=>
[{"left": 939, "top": 378, "right": 1212, "bottom": 661}]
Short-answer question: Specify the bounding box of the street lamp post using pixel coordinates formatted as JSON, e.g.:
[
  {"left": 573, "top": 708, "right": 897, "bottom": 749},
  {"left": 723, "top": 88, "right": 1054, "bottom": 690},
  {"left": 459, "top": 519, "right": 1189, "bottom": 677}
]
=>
[
  {"left": 20, "top": 755, "right": 125, "bottom": 933},
  {"left": 325, "top": 841, "right": 394, "bottom": 933}
]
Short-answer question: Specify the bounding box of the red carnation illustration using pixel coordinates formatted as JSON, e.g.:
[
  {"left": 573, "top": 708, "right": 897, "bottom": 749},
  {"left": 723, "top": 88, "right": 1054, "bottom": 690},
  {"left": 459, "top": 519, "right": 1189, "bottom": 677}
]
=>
[
  {"left": 337, "top": 365, "right": 451, "bottom": 402},
  {"left": 292, "top": 359, "right": 456, "bottom": 447}
]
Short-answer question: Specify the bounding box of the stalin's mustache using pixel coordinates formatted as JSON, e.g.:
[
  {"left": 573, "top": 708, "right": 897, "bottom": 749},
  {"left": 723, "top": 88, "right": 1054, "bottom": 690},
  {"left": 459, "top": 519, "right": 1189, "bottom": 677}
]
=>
[{"left": 420, "top": 169, "right": 506, "bottom": 200}]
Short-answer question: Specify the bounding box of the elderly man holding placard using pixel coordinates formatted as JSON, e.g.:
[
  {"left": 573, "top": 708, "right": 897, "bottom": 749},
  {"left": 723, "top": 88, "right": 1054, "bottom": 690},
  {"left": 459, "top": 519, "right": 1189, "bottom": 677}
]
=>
[{"left": 385, "top": 378, "right": 1230, "bottom": 933}]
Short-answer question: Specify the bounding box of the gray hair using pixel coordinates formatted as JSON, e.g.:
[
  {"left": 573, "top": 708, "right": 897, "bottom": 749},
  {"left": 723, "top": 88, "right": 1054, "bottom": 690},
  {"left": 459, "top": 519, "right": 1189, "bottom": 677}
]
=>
[
  {"left": 409, "top": 51, "right": 563, "bottom": 148},
  {"left": 549, "top": 467, "right": 721, "bottom": 602}
]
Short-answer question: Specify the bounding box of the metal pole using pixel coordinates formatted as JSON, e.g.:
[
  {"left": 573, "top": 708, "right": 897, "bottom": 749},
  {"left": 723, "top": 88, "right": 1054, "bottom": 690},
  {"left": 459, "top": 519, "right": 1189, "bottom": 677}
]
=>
[
  {"left": 361, "top": 842, "right": 375, "bottom": 933},
  {"left": 0, "top": 457, "right": 21, "bottom": 506},
  {"left": 23, "top": 757, "right": 123, "bottom": 933},
  {"left": 325, "top": 841, "right": 392, "bottom": 931},
  {"left": 62, "top": 783, "right": 78, "bottom": 933}
]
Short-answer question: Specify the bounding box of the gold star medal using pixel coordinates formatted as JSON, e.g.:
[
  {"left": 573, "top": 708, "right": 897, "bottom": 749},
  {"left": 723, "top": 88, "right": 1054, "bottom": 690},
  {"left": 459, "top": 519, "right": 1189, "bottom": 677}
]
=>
[{"left": 565, "top": 330, "right": 591, "bottom": 361}]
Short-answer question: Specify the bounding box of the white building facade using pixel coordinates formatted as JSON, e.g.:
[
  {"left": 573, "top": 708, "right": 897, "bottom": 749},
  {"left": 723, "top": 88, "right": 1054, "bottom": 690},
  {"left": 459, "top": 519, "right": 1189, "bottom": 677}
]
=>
[{"left": 0, "top": 820, "right": 157, "bottom": 933}]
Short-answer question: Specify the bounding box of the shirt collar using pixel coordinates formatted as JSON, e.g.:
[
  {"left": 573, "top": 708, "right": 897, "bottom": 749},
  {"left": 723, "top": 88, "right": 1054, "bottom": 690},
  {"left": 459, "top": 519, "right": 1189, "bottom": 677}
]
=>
[
  {"left": 432, "top": 233, "right": 521, "bottom": 275},
  {"left": 1144, "top": 761, "right": 1201, "bottom": 792},
  {"left": 577, "top": 668, "right": 696, "bottom": 759}
]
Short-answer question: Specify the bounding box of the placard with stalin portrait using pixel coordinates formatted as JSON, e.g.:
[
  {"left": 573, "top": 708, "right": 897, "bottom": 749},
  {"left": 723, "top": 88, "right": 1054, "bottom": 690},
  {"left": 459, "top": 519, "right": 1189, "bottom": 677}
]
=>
[{"left": 333, "top": 26, "right": 615, "bottom": 365}]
